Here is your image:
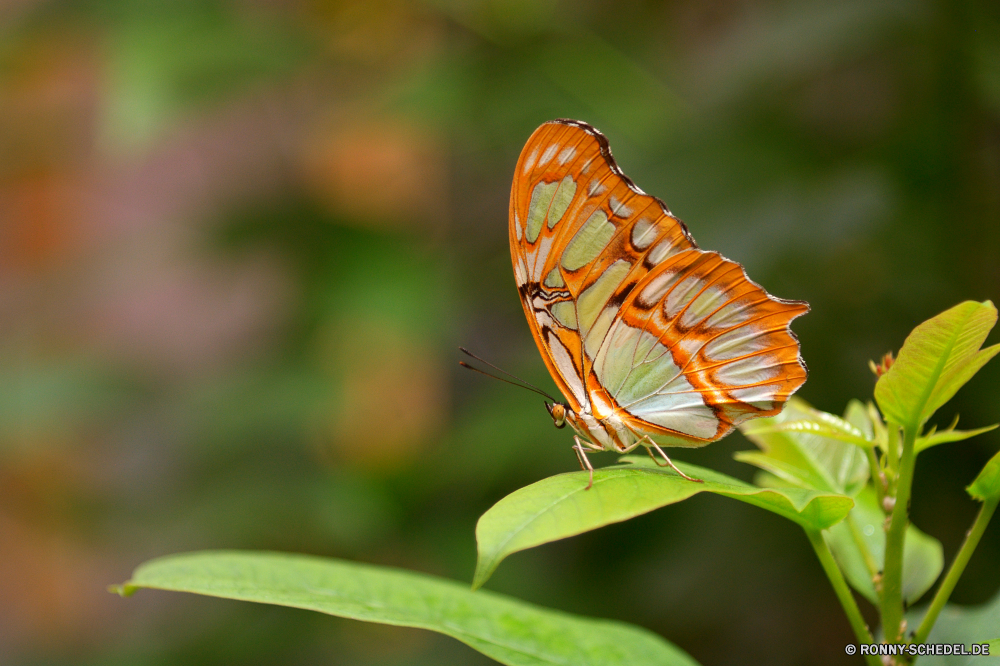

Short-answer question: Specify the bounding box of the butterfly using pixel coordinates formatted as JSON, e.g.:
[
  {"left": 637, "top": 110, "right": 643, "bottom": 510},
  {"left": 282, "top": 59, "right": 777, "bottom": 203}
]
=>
[{"left": 509, "top": 119, "right": 808, "bottom": 488}]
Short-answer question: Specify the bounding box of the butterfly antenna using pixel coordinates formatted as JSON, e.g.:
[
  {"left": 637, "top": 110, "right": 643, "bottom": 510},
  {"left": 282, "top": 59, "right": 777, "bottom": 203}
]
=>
[{"left": 458, "top": 347, "right": 558, "bottom": 402}]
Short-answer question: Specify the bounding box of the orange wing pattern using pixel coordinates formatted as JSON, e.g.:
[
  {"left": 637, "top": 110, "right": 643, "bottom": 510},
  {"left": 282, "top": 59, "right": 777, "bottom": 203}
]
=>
[{"left": 510, "top": 119, "right": 807, "bottom": 446}]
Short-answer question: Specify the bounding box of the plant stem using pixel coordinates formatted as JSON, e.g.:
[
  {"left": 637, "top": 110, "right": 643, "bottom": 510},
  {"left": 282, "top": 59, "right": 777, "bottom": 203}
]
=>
[
  {"left": 880, "top": 423, "right": 918, "bottom": 642},
  {"left": 806, "top": 529, "right": 879, "bottom": 665},
  {"left": 886, "top": 424, "right": 900, "bottom": 477},
  {"left": 912, "top": 494, "right": 1000, "bottom": 644},
  {"left": 867, "top": 447, "right": 886, "bottom": 511}
]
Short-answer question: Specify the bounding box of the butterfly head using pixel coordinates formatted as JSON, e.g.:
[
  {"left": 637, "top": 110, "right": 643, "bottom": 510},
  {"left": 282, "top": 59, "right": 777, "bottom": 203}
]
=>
[{"left": 544, "top": 401, "right": 569, "bottom": 429}]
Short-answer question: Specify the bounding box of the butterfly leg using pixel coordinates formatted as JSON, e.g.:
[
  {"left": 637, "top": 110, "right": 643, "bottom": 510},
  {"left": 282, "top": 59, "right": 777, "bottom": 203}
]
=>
[
  {"left": 641, "top": 437, "right": 703, "bottom": 483},
  {"left": 572, "top": 436, "right": 599, "bottom": 490}
]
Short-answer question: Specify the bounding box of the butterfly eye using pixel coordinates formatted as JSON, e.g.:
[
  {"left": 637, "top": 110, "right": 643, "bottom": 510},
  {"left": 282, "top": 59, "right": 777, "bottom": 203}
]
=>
[{"left": 547, "top": 403, "right": 567, "bottom": 428}]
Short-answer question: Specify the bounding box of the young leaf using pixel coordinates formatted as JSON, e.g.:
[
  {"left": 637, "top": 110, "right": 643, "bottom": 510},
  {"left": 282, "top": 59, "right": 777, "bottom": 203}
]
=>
[
  {"left": 824, "top": 487, "right": 944, "bottom": 605},
  {"left": 968, "top": 448, "right": 1000, "bottom": 502},
  {"left": 474, "top": 458, "right": 853, "bottom": 589},
  {"left": 917, "top": 423, "right": 998, "bottom": 453},
  {"left": 874, "top": 301, "right": 999, "bottom": 429},
  {"left": 113, "top": 551, "right": 700, "bottom": 666},
  {"left": 738, "top": 397, "right": 870, "bottom": 496},
  {"left": 843, "top": 400, "right": 876, "bottom": 440}
]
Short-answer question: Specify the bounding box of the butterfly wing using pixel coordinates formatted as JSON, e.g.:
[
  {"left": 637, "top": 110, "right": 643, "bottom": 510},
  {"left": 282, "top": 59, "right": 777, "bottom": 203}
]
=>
[
  {"left": 510, "top": 119, "right": 697, "bottom": 413},
  {"left": 591, "top": 249, "right": 808, "bottom": 446},
  {"left": 510, "top": 119, "right": 808, "bottom": 444}
]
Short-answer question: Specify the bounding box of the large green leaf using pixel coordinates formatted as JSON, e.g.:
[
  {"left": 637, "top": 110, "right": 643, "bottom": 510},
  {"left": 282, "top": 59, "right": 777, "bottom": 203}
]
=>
[
  {"left": 906, "top": 589, "right": 1000, "bottom": 664},
  {"left": 968, "top": 448, "right": 1000, "bottom": 502},
  {"left": 874, "top": 301, "right": 999, "bottom": 428},
  {"left": 738, "top": 397, "right": 870, "bottom": 496},
  {"left": 474, "top": 458, "right": 853, "bottom": 589},
  {"left": 113, "top": 551, "right": 699, "bottom": 666},
  {"left": 824, "top": 486, "right": 943, "bottom": 605}
]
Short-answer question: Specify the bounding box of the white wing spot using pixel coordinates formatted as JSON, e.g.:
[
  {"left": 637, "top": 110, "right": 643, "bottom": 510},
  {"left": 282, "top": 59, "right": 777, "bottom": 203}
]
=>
[
  {"left": 547, "top": 331, "right": 586, "bottom": 407},
  {"left": 558, "top": 146, "right": 576, "bottom": 165},
  {"left": 715, "top": 355, "right": 781, "bottom": 386},
  {"left": 539, "top": 144, "right": 558, "bottom": 166},
  {"left": 731, "top": 386, "right": 777, "bottom": 409},
  {"left": 664, "top": 277, "right": 706, "bottom": 319},
  {"left": 680, "top": 286, "right": 728, "bottom": 328},
  {"left": 648, "top": 239, "right": 681, "bottom": 265},
  {"left": 588, "top": 180, "right": 606, "bottom": 197},
  {"left": 704, "top": 301, "right": 751, "bottom": 328},
  {"left": 514, "top": 257, "right": 527, "bottom": 286},
  {"left": 609, "top": 195, "right": 632, "bottom": 218},
  {"left": 523, "top": 148, "right": 538, "bottom": 174},
  {"left": 638, "top": 271, "right": 682, "bottom": 307},
  {"left": 631, "top": 218, "right": 657, "bottom": 249},
  {"left": 704, "top": 326, "right": 769, "bottom": 361}
]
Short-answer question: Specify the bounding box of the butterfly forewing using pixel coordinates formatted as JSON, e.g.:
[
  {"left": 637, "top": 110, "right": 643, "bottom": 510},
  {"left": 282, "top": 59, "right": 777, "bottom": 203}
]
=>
[
  {"left": 510, "top": 120, "right": 697, "bottom": 412},
  {"left": 510, "top": 119, "right": 807, "bottom": 446}
]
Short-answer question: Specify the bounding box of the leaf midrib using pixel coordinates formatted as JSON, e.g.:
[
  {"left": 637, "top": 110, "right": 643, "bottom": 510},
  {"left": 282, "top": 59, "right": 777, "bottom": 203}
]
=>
[{"left": 902, "top": 306, "right": 975, "bottom": 428}]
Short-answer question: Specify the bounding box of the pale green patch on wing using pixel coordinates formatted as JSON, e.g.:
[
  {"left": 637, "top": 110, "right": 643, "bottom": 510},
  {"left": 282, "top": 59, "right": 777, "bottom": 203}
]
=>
[
  {"left": 525, "top": 181, "right": 558, "bottom": 243},
  {"left": 595, "top": 322, "right": 665, "bottom": 398},
  {"left": 629, "top": 381, "right": 718, "bottom": 438},
  {"left": 594, "top": 325, "right": 718, "bottom": 438},
  {"left": 561, "top": 210, "right": 615, "bottom": 271},
  {"left": 577, "top": 259, "right": 631, "bottom": 336},
  {"left": 543, "top": 267, "right": 565, "bottom": 288},
  {"left": 547, "top": 176, "right": 577, "bottom": 229},
  {"left": 551, "top": 301, "right": 578, "bottom": 330},
  {"left": 585, "top": 306, "right": 618, "bottom": 359}
]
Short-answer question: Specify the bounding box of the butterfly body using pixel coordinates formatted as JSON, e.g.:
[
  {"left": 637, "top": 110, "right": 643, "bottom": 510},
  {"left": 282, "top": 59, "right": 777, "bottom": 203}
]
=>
[{"left": 510, "top": 119, "right": 808, "bottom": 479}]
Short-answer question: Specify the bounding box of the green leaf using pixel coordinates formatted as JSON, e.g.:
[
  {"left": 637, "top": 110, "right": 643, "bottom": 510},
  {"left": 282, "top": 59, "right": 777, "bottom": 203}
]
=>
[
  {"left": 744, "top": 419, "right": 873, "bottom": 448},
  {"left": 113, "top": 551, "right": 700, "bottom": 666},
  {"left": 843, "top": 399, "right": 876, "bottom": 440},
  {"left": 968, "top": 448, "right": 1000, "bottom": 502},
  {"left": 917, "top": 423, "right": 998, "bottom": 453},
  {"left": 738, "top": 397, "right": 870, "bottom": 495},
  {"left": 474, "top": 458, "right": 853, "bottom": 589},
  {"left": 907, "top": 588, "right": 1000, "bottom": 664},
  {"left": 874, "top": 301, "right": 1000, "bottom": 429},
  {"left": 824, "top": 487, "right": 944, "bottom": 605}
]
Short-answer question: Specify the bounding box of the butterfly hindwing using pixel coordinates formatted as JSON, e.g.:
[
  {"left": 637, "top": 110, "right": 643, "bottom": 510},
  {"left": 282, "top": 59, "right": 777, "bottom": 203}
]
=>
[{"left": 592, "top": 249, "right": 808, "bottom": 446}]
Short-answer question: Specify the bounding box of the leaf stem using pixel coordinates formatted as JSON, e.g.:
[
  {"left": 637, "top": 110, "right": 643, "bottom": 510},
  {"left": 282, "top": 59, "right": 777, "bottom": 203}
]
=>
[
  {"left": 806, "top": 528, "right": 879, "bottom": 665},
  {"left": 886, "top": 424, "right": 900, "bottom": 481},
  {"left": 912, "top": 494, "right": 999, "bottom": 644},
  {"left": 880, "top": 423, "right": 918, "bottom": 642}
]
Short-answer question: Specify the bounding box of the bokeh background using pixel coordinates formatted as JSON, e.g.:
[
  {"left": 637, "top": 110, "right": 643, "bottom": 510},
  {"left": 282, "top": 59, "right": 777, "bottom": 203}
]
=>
[{"left": 2, "top": 1, "right": 999, "bottom": 664}]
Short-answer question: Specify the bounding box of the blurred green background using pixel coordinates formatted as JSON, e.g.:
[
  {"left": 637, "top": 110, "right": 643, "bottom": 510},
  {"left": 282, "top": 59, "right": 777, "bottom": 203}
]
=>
[{"left": 2, "top": 1, "right": 998, "bottom": 664}]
